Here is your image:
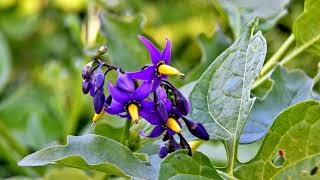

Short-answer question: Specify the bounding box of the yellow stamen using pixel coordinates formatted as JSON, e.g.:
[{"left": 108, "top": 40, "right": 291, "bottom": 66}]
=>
[
  {"left": 158, "top": 64, "right": 184, "bottom": 76},
  {"left": 167, "top": 118, "right": 182, "bottom": 133},
  {"left": 128, "top": 104, "right": 139, "bottom": 123},
  {"left": 92, "top": 110, "right": 105, "bottom": 126}
]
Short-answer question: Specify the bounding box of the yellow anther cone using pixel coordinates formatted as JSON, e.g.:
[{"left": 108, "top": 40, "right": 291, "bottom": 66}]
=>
[
  {"left": 128, "top": 104, "right": 139, "bottom": 123},
  {"left": 92, "top": 110, "right": 105, "bottom": 126},
  {"left": 158, "top": 64, "right": 184, "bottom": 76},
  {"left": 167, "top": 118, "right": 182, "bottom": 133}
]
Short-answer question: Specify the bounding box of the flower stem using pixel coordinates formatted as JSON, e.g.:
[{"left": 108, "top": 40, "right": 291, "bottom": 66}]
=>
[
  {"left": 225, "top": 138, "right": 236, "bottom": 177},
  {"left": 260, "top": 34, "right": 295, "bottom": 76},
  {"left": 121, "top": 120, "right": 131, "bottom": 145}
]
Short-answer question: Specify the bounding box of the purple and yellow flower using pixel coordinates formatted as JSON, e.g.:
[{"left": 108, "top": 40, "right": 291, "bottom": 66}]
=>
[{"left": 127, "top": 35, "right": 183, "bottom": 90}]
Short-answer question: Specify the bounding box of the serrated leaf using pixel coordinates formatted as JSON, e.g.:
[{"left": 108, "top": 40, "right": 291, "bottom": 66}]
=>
[
  {"left": 293, "top": 0, "right": 320, "bottom": 57},
  {"left": 0, "top": 31, "right": 11, "bottom": 94},
  {"left": 214, "top": 0, "right": 289, "bottom": 38},
  {"left": 159, "top": 150, "right": 222, "bottom": 180},
  {"left": 100, "top": 15, "right": 148, "bottom": 71},
  {"left": 18, "top": 134, "right": 156, "bottom": 179},
  {"left": 235, "top": 100, "right": 320, "bottom": 179},
  {"left": 241, "top": 66, "right": 314, "bottom": 144},
  {"left": 190, "top": 18, "right": 266, "bottom": 140}
]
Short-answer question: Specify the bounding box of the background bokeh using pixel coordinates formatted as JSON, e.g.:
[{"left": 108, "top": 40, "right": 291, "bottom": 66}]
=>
[{"left": 0, "top": 0, "right": 316, "bottom": 179}]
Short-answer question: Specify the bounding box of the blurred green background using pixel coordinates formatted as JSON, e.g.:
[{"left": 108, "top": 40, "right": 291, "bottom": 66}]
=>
[{"left": 0, "top": 0, "right": 315, "bottom": 179}]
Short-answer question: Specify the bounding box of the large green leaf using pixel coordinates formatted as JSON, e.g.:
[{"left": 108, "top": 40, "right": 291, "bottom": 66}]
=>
[
  {"left": 100, "top": 15, "right": 148, "bottom": 71},
  {"left": 235, "top": 100, "right": 320, "bottom": 179},
  {"left": 159, "top": 150, "right": 222, "bottom": 180},
  {"left": 293, "top": 0, "right": 320, "bottom": 57},
  {"left": 241, "top": 66, "right": 314, "bottom": 143},
  {"left": 190, "top": 18, "right": 266, "bottom": 141},
  {"left": 214, "top": 0, "right": 289, "bottom": 38},
  {"left": 18, "top": 134, "right": 156, "bottom": 179},
  {"left": 0, "top": 31, "right": 11, "bottom": 93}
]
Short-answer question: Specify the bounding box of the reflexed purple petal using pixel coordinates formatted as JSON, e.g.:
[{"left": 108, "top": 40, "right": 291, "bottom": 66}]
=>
[
  {"left": 94, "top": 65, "right": 105, "bottom": 89},
  {"left": 127, "top": 66, "right": 156, "bottom": 81},
  {"left": 108, "top": 81, "right": 131, "bottom": 104},
  {"left": 105, "top": 99, "right": 125, "bottom": 115},
  {"left": 166, "top": 128, "right": 175, "bottom": 135},
  {"left": 174, "top": 90, "right": 190, "bottom": 115},
  {"left": 139, "top": 125, "right": 164, "bottom": 138},
  {"left": 138, "top": 35, "right": 161, "bottom": 64},
  {"left": 159, "top": 144, "right": 169, "bottom": 158},
  {"left": 133, "top": 81, "right": 153, "bottom": 101},
  {"left": 156, "top": 100, "right": 168, "bottom": 124},
  {"left": 116, "top": 71, "right": 135, "bottom": 93},
  {"left": 157, "top": 87, "right": 167, "bottom": 100},
  {"left": 82, "top": 79, "right": 92, "bottom": 94},
  {"left": 168, "top": 137, "right": 180, "bottom": 153},
  {"left": 140, "top": 109, "right": 161, "bottom": 125},
  {"left": 161, "top": 37, "right": 172, "bottom": 64},
  {"left": 152, "top": 78, "right": 161, "bottom": 91},
  {"left": 94, "top": 89, "right": 105, "bottom": 113},
  {"left": 141, "top": 100, "right": 154, "bottom": 111}
]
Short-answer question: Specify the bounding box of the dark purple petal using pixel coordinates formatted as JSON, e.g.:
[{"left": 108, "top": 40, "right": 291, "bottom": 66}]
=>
[
  {"left": 139, "top": 125, "right": 164, "bottom": 138},
  {"left": 168, "top": 137, "right": 180, "bottom": 153},
  {"left": 82, "top": 79, "right": 92, "bottom": 94},
  {"left": 133, "top": 81, "right": 153, "bottom": 101},
  {"left": 116, "top": 71, "right": 135, "bottom": 93},
  {"left": 157, "top": 87, "right": 167, "bottom": 100},
  {"left": 82, "top": 64, "right": 92, "bottom": 79},
  {"left": 159, "top": 144, "right": 169, "bottom": 158},
  {"left": 105, "top": 99, "right": 125, "bottom": 115},
  {"left": 182, "top": 117, "right": 209, "bottom": 140},
  {"left": 141, "top": 100, "right": 154, "bottom": 111},
  {"left": 178, "top": 133, "right": 192, "bottom": 156},
  {"left": 166, "top": 128, "right": 176, "bottom": 135},
  {"left": 108, "top": 81, "right": 131, "bottom": 104},
  {"left": 174, "top": 90, "right": 190, "bottom": 115},
  {"left": 94, "top": 89, "right": 105, "bottom": 113},
  {"left": 90, "top": 82, "right": 96, "bottom": 97},
  {"left": 152, "top": 78, "right": 161, "bottom": 91},
  {"left": 139, "top": 109, "right": 161, "bottom": 125},
  {"left": 161, "top": 37, "right": 172, "bottom": 64},
  {"left": 138, "top": 35, "right": 161, "bottom": 64},
  {"left": 127, "top": 66, "right": 156, "bottom": 81},
  {"left": 94, "top": 65, "right": 105, "bottom": 89},
  {"left": 155, "top": 99, "right": 168, "bottom": 124}
]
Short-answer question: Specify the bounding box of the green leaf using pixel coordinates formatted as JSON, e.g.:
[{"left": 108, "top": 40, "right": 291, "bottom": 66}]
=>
[
  {"left": 214, "top": 0, "right": 290, "bottom": 38},
  {"left": 293, "top": 0, "right": 320, "bottom": 57},
  {"left": 235, "top": 100, "right": 320, "bottom": 179},
  {"left": 100, "top": 15, "right": 148, "bottom": 71},
  {"left": 18, "top": 135, "right": 156, "bottom": 179},
  {"left": 251, "top": 78, "right": 273, "bottom": 100},
  {"left": 241, "top": 66, "right": 314, "bottom": 143},
  {"left": 0, "top": 31, "right": 11, "bottom": 94},
  {"left": 44, "top": 168, "right": 91, "bottom": 180},
  {"left": 190, "top": 18, "right": 266, "bottom": 141},
  {"left": 159, "top": 150, "right": 222, "bottom": 180}
]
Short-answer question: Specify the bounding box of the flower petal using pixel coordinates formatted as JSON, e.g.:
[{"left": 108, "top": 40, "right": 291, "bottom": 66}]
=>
[
  {"left": 94, "top": 89, "right": 105, "bottom": 114},
  {"left": 161, "top": 37, "right": 172, "bottom": 64},
  {"left": 108, "top": 81, "right": 131, "bottom": 104},
  {"left": 139, "top": 125, "right": 164, "bottom": 138},
  {"left": 127, "top": 66, "right": 156, "bottom": 81},
  {"left": 116, "top": 71, "right": 135, "bottom": 93},
  {"left": 138, "top": 35, "right": 161, "bottom": 64},
  {"left": 139, "top": 109, "right": 161, "bottom": 125},
  {"left": 133, "top": 81, "right": 153, "bottom": 101},
  {"left": 141, "top": 100, "right": 154, "bottom": 111},
  {"left": 105, "top": 99, "right": 125, "bottom": 115}
]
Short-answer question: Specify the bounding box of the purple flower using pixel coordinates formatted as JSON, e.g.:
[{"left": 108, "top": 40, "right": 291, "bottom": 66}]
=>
[
  {"left": 159, "top": 144, "right": 169, "bottom": 158},
  {"left": 127, "top": 35, "right": 183, "bottom": 90},
  {"left": 181, "top": 117, "right": 209, "bottom": 140},
  {"left": 105, "top": 72, "right": 154, "bottom": 123},
  {"left": 82, "top": 79, "right": 93, "bottom": 94}
]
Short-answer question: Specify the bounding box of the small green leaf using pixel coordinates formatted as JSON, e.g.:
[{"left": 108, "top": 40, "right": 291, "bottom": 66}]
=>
[
  {"left": 235, "top": 100, "right": 320, "bottom": 179},
  {"left": 293, "top": 0, "right": 320, "bottom": 57},
  {"left": 214, "top": 0, "right": 289, "bottom": 38},
  {"left": 190, "top": 18, "right": 266, "bottom": 140},
  {"left": 100, "top": 15, "right": 148, "bottom": 71},
  {"left": 159, "top": 150, "right": 222, "bottom": 180},
  {"left": 0, "top": 31, "right": 11, "bottom": 94},
  {"left": 18, "top": 134, "right": 156, "bottom": 179}
]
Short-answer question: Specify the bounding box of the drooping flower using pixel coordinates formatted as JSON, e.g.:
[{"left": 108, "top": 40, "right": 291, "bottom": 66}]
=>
[
  {"left": 127, "top": 35, "right": 183, "bottom": 90},
  {"left": 93, "top": 65, "right": 105, "bottom": 114},
  {"left": 105, "top": 71, "right": 154, "bottom": 123}
]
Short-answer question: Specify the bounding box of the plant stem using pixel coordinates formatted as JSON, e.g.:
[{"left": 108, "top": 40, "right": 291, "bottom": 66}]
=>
[
  {"left": 121, "top": 120, "right": 131, "bottom": 145},
  {"left": 260, "top": 34, "right": 295, "bottom": 76},
  {"left": 225, "top": 138, "right": 236, "bottom": 177}
]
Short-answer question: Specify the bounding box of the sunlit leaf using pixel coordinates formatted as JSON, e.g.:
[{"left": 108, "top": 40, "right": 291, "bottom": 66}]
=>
[
  {"left": 18, "top": 134, "right": 156, "bottom": 179},
  {"left": 235, "top": 100, "right": 320, "bottom": 179},
  {"left": 159, "top": 150, "right": 222, "bottom": 180},
  {"left": 0, "top": 31, "right": 11, "bottom": 94}
]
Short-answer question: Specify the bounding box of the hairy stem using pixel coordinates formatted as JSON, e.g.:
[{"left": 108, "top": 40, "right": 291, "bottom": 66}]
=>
[
  {"left": 225, "top": 137, "right": 237, "bottom": 177},
  {"left": 260, "top": 34, "right": 295, "bottom": 76},
  {"left": 121, "top": 120, "right": 131, "bottom": 145}
]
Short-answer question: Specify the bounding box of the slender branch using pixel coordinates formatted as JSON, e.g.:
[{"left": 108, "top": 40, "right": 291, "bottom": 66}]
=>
[{"left": 260, "top": 34, "right": 295, "bottom": 76}]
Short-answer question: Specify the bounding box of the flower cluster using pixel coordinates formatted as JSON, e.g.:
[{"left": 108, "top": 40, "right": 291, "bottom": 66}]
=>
[{"left": 81, "top": 36, "right": 209, "bottom": 158}]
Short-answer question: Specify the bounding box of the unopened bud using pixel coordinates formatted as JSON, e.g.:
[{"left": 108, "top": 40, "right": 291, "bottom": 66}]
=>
[
  {"left": 174, "top": 89, "right": 190, "bottom": 115},
  {"left": 182, "top": 117, "right": 209, "bottom": 140},
  {"left": 82, "top": 63, "right": 93, "bottom": 79},
  {"left": 82, "top": 79, "right": 93, "bottom": 94},
  {"left": 96, "top": 45, "right": 108, "bottom": 57},
  {"left": 159, "top": 144, "right": 169, "bottom": 158},
  {"left": 94, "top": 65, "right": 105, "bottom": 89},
  {"left": 94, "top": 89, "right": 105, "bottom": 114}
]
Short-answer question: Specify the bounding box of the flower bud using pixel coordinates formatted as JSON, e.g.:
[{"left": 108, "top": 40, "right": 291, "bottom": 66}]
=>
[
  {"left": 94, "top": 65, "right": 105, "bottom": 89},
  {"left": 94, "top": 89, "right": 105, "bottom": 114},
  {"left": 82, "top": 79, "right": 93, "bottom": 94},
  {"left": 159, "top": 144, "right": 169, "bottom": 158},
  {"left": 182, "top": 117, "right": 209, "bottom": 140},
  {"left": 174, "top": 90, "right": 190, "bottom": 115},
  {"left": 96, "top": 45, "right": 108, "bottom": 57},
  {"left": 168, "top": 137, "right": 180, "bottom": 153},
  {"left": 82, "top": 63, "right": 92, "bottom": 80}
]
